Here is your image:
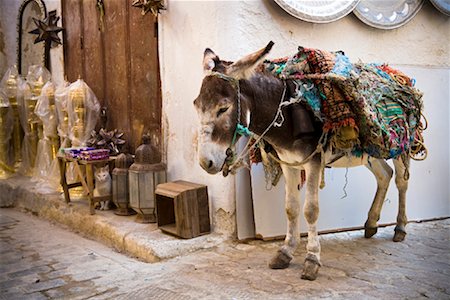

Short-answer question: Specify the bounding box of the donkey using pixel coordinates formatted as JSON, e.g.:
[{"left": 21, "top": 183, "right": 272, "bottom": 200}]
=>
[{"left": 194, "top": 42, "right": 412, "bottom": 280}]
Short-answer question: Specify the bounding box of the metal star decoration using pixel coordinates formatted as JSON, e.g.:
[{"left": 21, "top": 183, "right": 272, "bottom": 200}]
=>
[
  {"left": 132, "top": 0, "right": 166, "bottom": 16},
  {"left": 28, "top": 10, "right": 63, "bottom": 47},
  {"left": 87, "top": 128, "right": 126, "bottom": 155}
]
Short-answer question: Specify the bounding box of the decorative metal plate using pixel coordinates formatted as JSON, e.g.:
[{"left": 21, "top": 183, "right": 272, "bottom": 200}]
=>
[
  {"left": 354, "top": 0, "right": 424, "bottom": 30},
  {"left": 273, "top": 0, "right": 361, "bottom": 23},
  {"left": 430, "top": 0, "right": 450, "bottom": 16}
]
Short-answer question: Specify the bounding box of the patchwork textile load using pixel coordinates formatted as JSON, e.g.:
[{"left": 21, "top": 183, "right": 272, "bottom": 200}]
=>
[{"left": 264, "top": 46, "right": 425, "bottom": 160}]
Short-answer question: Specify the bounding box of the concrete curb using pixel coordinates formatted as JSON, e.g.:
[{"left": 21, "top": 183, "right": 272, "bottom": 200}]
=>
[{"left": 0, "top": 175, "right": 226, "bottom": 263}]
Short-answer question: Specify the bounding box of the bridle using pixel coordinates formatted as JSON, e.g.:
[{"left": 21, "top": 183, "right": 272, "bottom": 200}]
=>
[{"left": 207, "top": 72, "right": 328, "bottom": 178}]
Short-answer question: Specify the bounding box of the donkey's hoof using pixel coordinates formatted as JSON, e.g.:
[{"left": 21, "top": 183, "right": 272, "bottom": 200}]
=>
[
  {"left": 301, "top": 259, "right": 320, "bottom": 281},
  {"left": 393, "top": 227, "right": 406, "bottom": 242},
  {"left": 364, "top": 221, "right": 378, "bottom": 238},
  {"left": 364, "top": 227, "right": 378, "bottom": 238},
  {"left": 269, "top": 249, "right": 292, "bottom": 269}
]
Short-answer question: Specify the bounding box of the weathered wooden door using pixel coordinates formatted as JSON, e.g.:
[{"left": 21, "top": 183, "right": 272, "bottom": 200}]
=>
[{"left": 62, "top": 0, "right": 161, "bottom": 156}]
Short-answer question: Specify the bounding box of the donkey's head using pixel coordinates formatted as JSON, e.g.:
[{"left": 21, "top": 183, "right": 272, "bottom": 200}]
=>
[{"left": 194, "top": 42, "right": 274, "bottom": 174}]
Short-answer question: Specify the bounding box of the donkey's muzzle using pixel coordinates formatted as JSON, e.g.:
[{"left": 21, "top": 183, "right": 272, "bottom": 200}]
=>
[{"left": 199, "top": 157, "right": 216, "bottom": 174}]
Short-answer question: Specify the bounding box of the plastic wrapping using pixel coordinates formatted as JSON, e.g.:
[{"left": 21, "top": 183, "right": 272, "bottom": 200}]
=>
[
  {"left": 54, "top": 81, "right": 77, "bottom": 187},
  {"left": 18, "top": 65, "right": 51, "bottom": 176},
  {"left": 32, "top": 81, "right": 61, "bottom": 192},
  {"left": 26, "top": 65, "right": 52, "bottom": 85},
  {"left": 35, "top": 81, "right": 58, "bottom": 141},
  {"left": 57, "top": 80, "right": 100, "bottom": 193},
  {"left": 54, "top": 81, "right": 69, "bottom": 147},
  {"left": 17, "top": 76, "right": 31, "bottom": 175},
  {"left": 0, "top": 90, "right": 14, "bottom": 178},
  {"left": 66, "top": 79, "right": 100, "bottom": 147},
  {"left": 1, "top": 66, "right": 22, "bottom": 170}
]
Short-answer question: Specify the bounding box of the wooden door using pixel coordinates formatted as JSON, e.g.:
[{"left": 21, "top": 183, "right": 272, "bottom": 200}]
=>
[{"left": 62, "top": 0, "right": 161, "bottom": 157}]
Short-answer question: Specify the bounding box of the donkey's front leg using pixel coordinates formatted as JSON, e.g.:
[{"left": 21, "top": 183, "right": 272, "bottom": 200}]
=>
[
  {"left": 301, "top": 160, "right": 322, "bottom": 281},
  {"left": 393, "top": 157, "right": 410, "bottom": 242},
  {"left": 269, "top": 166, "right": 300, "bottom": 269}
]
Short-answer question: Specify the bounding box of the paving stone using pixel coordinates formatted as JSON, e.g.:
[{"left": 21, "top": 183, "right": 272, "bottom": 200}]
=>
[
  {"left": 22, "top": 292, "right": 48, "bottom": 300},
  {"left": 0, "top": 293, "right": 26, "bottom": 300},
  {"left": 0, "top": 278, "right": 30, "bottom": 292},
  {"left": 0, "top": 216, "right": 17, "bottom": 225},
  {"left": 23, "top": 279, "right": 66, "bottom": 293},
  {"left": 44, "top": 269, "right": 71, "bottom": 280},
  {"left": 7, "top": 266, "right": 52, "bottom": 279},
  {"left": 116, "top": 285, "right": 193, "bottom": 300}
]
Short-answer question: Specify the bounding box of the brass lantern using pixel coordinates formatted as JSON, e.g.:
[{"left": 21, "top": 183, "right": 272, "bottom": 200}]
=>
[
  {"left": 112, "top": 152, "right": 135, "bottom": 216},
  {"left": 129, "top": 134, "right": 166, "bottom": 223}
]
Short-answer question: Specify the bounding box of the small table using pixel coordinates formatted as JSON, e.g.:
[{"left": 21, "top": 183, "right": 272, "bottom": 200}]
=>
[{"left": 58, "top": 156, "right": 114, "bottom": 215}]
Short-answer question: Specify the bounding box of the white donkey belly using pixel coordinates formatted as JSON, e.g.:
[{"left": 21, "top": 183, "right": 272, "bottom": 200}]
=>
[
  {"left": 325, "top": 151, "right": 369, "bottom": 168},
  {"left": 276, "top": 148, "right": 369, "bottom": 169}
]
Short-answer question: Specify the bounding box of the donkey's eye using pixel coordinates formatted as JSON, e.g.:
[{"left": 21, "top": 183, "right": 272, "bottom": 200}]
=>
[{"left": 216, "top": 107, "right": 229, "bottom": 118}]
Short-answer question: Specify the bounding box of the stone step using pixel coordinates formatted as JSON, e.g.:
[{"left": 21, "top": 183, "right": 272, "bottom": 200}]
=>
[{"left": 0, "top": 176, "right": 225, "bottom": 263}]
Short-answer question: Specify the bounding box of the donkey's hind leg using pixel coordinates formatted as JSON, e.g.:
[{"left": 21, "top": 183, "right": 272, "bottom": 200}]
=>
[
  {"left": 269, "top": 166, "right": 300, "bottom": 269},
  {"left": 364, "top": 158, "right": 393, "bottom": 238},
  {"left": 393, "top": 157, "right": 410, "bottom": 242}
]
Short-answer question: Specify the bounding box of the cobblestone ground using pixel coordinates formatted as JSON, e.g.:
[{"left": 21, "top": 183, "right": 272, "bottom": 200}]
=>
[{"left": 1, "top": 208, "right": 449, "bottom": 300}]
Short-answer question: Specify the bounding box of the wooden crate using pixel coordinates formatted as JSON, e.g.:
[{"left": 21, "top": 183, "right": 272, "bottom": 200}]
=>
[{"left": 155, "top": 180, "right": 210, "bottom": 239}]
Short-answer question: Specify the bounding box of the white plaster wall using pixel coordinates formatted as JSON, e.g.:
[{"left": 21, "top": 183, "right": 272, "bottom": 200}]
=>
[
  {"left": 159, "top": 1, "right": 242, "bottom": 235},
  {"left": 0, "top": 0, "right": 64, "bottom": 86},
  {"left": 0, "top": 0, "right": 21, "bottom": 76},
  {"left": 238, "top": 0, "right": 449, "bottom": 67},
  {"left": 159, "top": 1, "right": 450, "bottom": 236}
]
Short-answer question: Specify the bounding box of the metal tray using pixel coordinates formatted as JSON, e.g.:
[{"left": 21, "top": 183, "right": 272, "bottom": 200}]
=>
[
  {"left": 353, "top": 0, "right": 424, "bottom": 30},
  {"left": 430, "top": 0, "right": 450, "bottom": 16},
  {"left": 273, "top": 0, "right": 361, "bottom": 23}
]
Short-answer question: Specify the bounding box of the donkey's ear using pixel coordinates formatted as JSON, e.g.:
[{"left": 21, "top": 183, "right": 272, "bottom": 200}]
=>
[
  {"left": 226, "top": 41, "right": 274, "bottom": 80},
  {"left": 203, "top": 48, "right": 219, "bottom": 74}
]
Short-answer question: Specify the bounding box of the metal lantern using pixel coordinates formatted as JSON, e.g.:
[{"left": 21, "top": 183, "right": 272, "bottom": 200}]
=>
[
  {"left": 112, "top": 152, "right": 135, "bottom": 216},
  {"left": 129, "top": 134, "right": 166, "bottom": 223}
]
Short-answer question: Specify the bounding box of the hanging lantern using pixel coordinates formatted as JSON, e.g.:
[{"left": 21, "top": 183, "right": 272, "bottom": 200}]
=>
[
  {"left": 112, "top": 152, "right": 135, "bottom": 216},
  {"left": 129, "top": 134, "right": 166, "bottom": 223}
]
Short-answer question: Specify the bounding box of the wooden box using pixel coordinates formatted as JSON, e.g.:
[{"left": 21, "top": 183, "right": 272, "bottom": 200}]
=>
[{"left": 155, "top": 180, "right": 210, "bottom": 239}]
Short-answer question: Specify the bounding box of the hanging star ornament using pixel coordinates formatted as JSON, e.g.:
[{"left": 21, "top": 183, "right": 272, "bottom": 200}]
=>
[
  {"left": 28, "top": 10, "right": 64, "bottom": 47},
  {"left": 132, "top": 0, "right": 166, "bottom": 16}
]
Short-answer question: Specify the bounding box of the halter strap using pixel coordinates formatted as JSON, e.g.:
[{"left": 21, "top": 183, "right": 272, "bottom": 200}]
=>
[{"left": 208, "top": 72, "right": 250, "bottom": 146}]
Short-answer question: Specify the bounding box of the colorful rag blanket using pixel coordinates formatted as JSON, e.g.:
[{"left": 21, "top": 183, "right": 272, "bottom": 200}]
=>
[{"left": 264, "top": 47, "right": 424, "bottom": 160}]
